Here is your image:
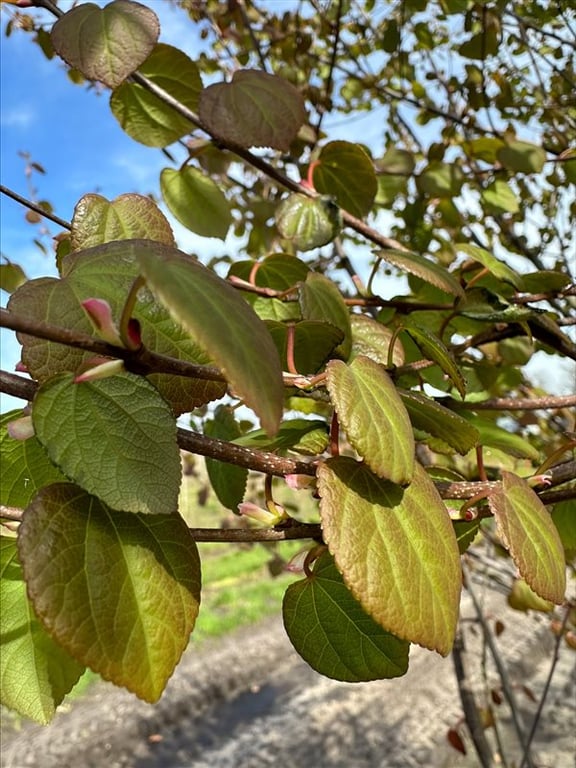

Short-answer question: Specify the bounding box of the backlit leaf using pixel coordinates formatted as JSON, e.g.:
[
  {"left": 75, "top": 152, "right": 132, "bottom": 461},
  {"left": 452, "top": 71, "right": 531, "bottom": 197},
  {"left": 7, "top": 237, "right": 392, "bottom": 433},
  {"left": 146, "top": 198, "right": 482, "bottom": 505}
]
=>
[
  {"left": 135, "top": 240, "right": 283, "bottom": 435},
  {"left": 276, "top": 194, "right": 342, "bottom": 251},
  {"left": 399, "top": 390, "right": 479, "bottom": 455},
  {"left": 327, "top": 357, "right": 415, "bottom": 484},
  {"left": 234, "top": 418, "right": 328, "bottom": 456},
  {"left": 110, "top": 43, "right": 201, "bottom": 147},
  {"left": 416, "top": 161, "right": 464, "bottom": 198},
  {"left": 1, "top": 410, "right": 67, "bottom": 508},
  {"left": 482, "top": 180, "right": 519, "bottom": 214},
  {"left": 497, "top": 140, "right": 546, "bottom": 174},
  {"left": 199, "top": 69, "right": 306, "bottom": 151},
  {"left": 489, "top": 472, "right": 565, "bottom": 603},
  {"left": 376, "top": 249, "right": 464, "bottom": 297},
  {"left": 0, "top": 537, "right": 85, "bottom": 724},
  {"left": 456, "top": 244, "right": 524, "bottom": 290},
  {"left": 32, "top": 372, "right": 181, "bottom": 515},
  {"left": 377, "top": 147, "right": 415, "bottom": 175},
  {"left": 312, "top": 141, "right": 377, "bottom": 219},
  {"left": 228, "top": 254, "right": 310, "bottom": 290},
  {"left": 350, "top": 314, "right": 405, "bottom": 367},
  {"left": 0, "top": 262, "right": 27, "bottom": 293},
  {"left": 318, "top": 458, "right": 461, "bottom": 655},
  {"left": 283, "top": 549, "right": 409, "bottom": 682},
  {"left": 160, "top": 166, "right": 232, "bottom": 240},
  {"left": 267, "top": 320, "right": 343, "bottom": 374},
  {"left": 299, "top": 272, "right": 351, "bottom": 358},
  {"left": 51, "top": 0, "right": 159, "bottom": 88},
  {"left": 404, "top": 325, "right": 466, "bottom": 398},
  {"left": 70, "top": 193, "right": 174, "bottom": 251},
  {"left": 18, "top": 484, "right": 201, "bottom": 703},
  {"left": 507, "top": 579, "right": 554, "bottom": 613}
]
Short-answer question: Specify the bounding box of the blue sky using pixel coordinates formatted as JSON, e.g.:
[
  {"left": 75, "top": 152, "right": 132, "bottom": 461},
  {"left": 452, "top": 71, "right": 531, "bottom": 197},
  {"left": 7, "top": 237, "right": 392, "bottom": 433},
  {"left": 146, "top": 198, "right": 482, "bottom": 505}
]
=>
[{"left": 1, "top": 1, "right": 574, "bottom": 411}]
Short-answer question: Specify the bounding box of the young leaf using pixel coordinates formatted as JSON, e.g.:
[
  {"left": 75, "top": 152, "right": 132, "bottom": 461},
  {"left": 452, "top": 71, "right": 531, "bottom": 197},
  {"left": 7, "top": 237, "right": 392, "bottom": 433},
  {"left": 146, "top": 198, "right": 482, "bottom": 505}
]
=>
[
  {"left": 318, "top": 458, "right": 461, "bottom": 656},
  {"left": 455, "top": 244, "right": 524, "bottom": 290},
  {"left": 160, "top": 166, "right": 232, "bottom": 240},
  {"left": 327, "top": 357, "right": 415, "bottom": 485},
  {"left": 375, "top": 249, "right": 464, "bottom": 298},
  {"left": 70, "top": 193, "right": 175, "bottom": 251},
  {"left": 199, "top": 69, "right": 306, "bottom": 151},
  {"left": 0, "top": 537, "right": 85, "bottom": 725},
  {"left": 32, "top": 372, "right": 181, "bottom": 515},
  {"left": 1, "top": 410, "right": 67, "bottom": 508},
  {"left": 283, "top": 549, "right": 410, "bottom": 682},
  {"left": 0, "top": 261, "right": 27, "bottom": 293},
  {"left": 276, "top": 194, "right": 342, "bottom": 251},
  {"left": 51, "top": 0, "right": 159, "bottom": 88},
  {"left": 404, "top": 325, "right": 467, "bottom": 399},
  {"left": 134, "top": 240, "right": 283, "bottom": 435},
  {"left": 350, "top": 314, "right": 405, "bottom": 367},
  {"left": 312, "top": 141, "right": 378, "bottom": 219},
  {"left": 18, "top": 484, "right": 201, "bottom": 703},
  {"left": 204, "top": 405, "right": 248, "bottom": 512},
  {"left": 110, "top": 43, "right": 202, "bottom": 147},
  {"left": 299, "top": 272, "right": 351, "bottom": 358},
  {"left": 489, "top": 472, "right": 566, "bottom": 604},
  {"left": 399, "top": 390, "right": 479, "bottom": 455}
]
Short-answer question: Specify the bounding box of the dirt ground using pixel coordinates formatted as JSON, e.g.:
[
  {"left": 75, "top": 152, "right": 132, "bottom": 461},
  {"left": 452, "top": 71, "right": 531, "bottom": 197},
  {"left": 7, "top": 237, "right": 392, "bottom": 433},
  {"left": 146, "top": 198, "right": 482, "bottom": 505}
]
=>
[{"left": 2, "top": 575, "right": 575, "bottom": 768}]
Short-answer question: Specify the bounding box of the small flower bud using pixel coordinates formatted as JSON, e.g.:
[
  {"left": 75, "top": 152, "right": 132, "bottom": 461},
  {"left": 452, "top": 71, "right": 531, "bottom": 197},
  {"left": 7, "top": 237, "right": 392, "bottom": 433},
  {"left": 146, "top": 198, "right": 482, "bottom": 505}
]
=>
[
  {"left": 81, "top": 298, "right": 123, "bottom": 346},
  {"left": 238, "top": 501, "right": 288, "bottom": 526},
  {"left": 74, "top": 358, "right": 125, "bottom": 383},
  {"left": 7, "top": 415, "right": 35, "bottom": 440}
]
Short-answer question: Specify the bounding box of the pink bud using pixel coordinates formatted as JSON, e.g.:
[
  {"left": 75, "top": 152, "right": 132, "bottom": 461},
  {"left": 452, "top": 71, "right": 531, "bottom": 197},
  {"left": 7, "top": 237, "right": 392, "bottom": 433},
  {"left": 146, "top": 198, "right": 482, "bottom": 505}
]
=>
[
  {"left": 285, "top": 474, "right": 316, "bottom": 491},
  {"left": 15, "top": 361, "right": 29, "bottom": 373},
  {"left": 81, "top": 298, "right": 123, "bottom": 345},
  {"left": 125, "top": 318, "right": 142, "bottom": 350},
  {"left": 284, "top": 547, "right": 310, "bottom": 574},
  {"left": 238, "top": 501, "right": 288, "bottom": 526},
  {"left": 7, "top": 415, "right": 35, "bottom": 440}
]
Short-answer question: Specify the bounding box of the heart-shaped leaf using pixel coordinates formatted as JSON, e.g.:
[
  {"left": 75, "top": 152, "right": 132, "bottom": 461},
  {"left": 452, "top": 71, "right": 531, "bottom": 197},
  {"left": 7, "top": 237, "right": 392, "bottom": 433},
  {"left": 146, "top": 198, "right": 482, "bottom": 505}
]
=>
[
  {"left": 283, "top": 549, "right": 409, "bottom": 682},
  {"left": 70, "top": 193, "right": 174, "bottom": 252},
  {"left": 134, "top": 240, "right": 283, "bottom": 436},
  {"left": 276, "top": 194, "right": 342, "bottom": 251},
  {"left": 110, "top": 43, "right": 202, "bottom": 147},
  {"left": 199, "top": 69, "right": 306, "bottom": 151},
  {"left": 375, "top": 249, "right": 464, "bottom": 298},
  {"left": 318, "top": 458, "right": 461, "bottom": 655},
  {"left": 32, "top": 372, "right": 181, "bottom": 515},
  {"left": 312, "top": 141, "right": 377, "bottom": 219},
  {"left": 327, "top": 357, "right": 415, "bottom": 485},
  {"left": 489, "top": 472, "right": 565, "bottom": 604},
  {"left": 18, "top": 484, "right": 201, "bottom": 703},
  {"left": 1, "top": 410, "right": 67, "bottom": 508},
  {"left": 1, "top": 537, "right": 85, "bottom": 724},
  {"left": 160, "top": 166, "right": 232, "bottom": 240},
  {"left": 51, "top": 0, "right": 159, "bottom": 88}
]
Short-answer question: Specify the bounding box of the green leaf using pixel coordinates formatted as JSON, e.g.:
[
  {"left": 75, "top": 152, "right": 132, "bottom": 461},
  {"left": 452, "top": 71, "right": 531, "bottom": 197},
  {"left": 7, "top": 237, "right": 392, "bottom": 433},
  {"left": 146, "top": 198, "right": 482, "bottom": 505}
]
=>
[
  {"left": 312, "top": 141, "right": 377, "bottom": 219},
  {"left": 350, "top": 314, "right": 405, "bottom": 367},
  {"left": 235, "top": 418, "right": 328, "bottom": 456},
  {"left": 299, "top": 272, "right": 351, "bottom": 358},
  {"left": 228, "top": 254, "right": 310, "bottom": 290},
  {"left": 551, "top": 501, "right": 576, "bottom": 555},
  {"left": 199, "top": 69, "right": 306, "bottom": 151},
  {"left": 276, "top": 194, "right": 342, "bottom": 251},
  {"left": 318, "top": 458, "right": 461, "bottom": 655},
  {"left": 489, "top": 472, "right": 565, "bottom": 603},
  {"left": 327, "top": 357, "right": 415, "bottom": 485},
  {"left": 521, "top": 271, "right": 571, "bottom": 293},
  {"left": 283, "top": 549, "right": 409, "bottom": 682},
  {"left": 416, "top": 161, "right": 464, "bottom": 198},
  {"left": 455, "top": 244, "right": 524, "bottom": 290},
  {"left": 377, "top": 147, "right": 415, "bottom": 175},
  {"left": 0, "top": 261, "right": 27, "bottom": 293},
  {"left": 404, "top": 325, "right": 466, "bottom": 398},
  {"left": 204, "top": 406, "right": 248, "bottom": 511},
  {"left": 32, "top": 372, "right": 181, "bottom": 515},
  {"left": 110, "top": 43, "right": 202, "bottom": 147},
  {"left": 1, "top": 410, "right": 67, "bottom": 508},
  {"left": 18, "top": 484, "right": 201, "bottom": 703},
  {"left": 70, "top": 193, "right": 175, "bottom": 251},
  {"left": 497, "top": 140, "right": 546, "bottom": 174},
  {"left": 399, "top": 390, "right": 479, "bottom": 455},
  {"left": 160, "top": 166, "right": 232, "bottom": 240},
  {"left": 1, "top": 537, "right": 85, "bottom": 724},
  {"left": 376, "top": 249, "right": 464, "bottom": 297},
  {"left": 135, "top": 240, "right": 283, "bottom": 436},
  {"left": 267, "top": 320, "right": 344, "bottom": 374},
  {"left": 482, "top": 180, "right": 520, "bottom": 215},
  {"left": 453, "top": 520, "right": 481, "bottom": 554},
  {"left": 51, "top": 0, "right": 159, "bottom": 88},
  {"left": 463, "top": 137, "right": 505, "bottom": 163},
  {"left": 507, "top": 579, "right": 554, "bottom": 613},
  {"left": 461, "top": 414, "right": 540, "bottom": 461}
]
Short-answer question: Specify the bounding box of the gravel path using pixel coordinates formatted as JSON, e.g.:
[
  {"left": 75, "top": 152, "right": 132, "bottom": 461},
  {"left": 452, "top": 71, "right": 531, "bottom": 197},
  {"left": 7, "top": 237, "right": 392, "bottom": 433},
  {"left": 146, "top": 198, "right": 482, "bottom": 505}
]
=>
[{"left": 2, "top": 580, "right": 574, "bottom": 768}]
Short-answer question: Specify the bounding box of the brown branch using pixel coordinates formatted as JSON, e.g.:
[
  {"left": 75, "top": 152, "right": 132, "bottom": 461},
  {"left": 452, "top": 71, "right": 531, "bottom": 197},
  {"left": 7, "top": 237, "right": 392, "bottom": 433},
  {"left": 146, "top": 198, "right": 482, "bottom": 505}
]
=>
[
  {"left": 446, "top": 394, "right": 576, "bottom": 411},
  {"left": 0, "top": 185, "right": 71, "bottom": 231}
]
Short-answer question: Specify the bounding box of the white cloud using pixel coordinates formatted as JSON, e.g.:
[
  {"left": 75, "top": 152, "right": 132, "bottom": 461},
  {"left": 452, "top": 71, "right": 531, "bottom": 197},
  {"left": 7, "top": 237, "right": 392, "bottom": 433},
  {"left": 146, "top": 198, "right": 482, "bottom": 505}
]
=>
[{"left": 0, "top": 106, "right": 36, "bottom": 129}]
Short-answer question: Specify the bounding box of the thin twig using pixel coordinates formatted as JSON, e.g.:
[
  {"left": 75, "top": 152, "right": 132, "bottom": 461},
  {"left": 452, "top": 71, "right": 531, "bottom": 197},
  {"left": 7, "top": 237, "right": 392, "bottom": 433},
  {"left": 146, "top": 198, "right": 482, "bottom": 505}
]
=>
[{"left": 0, "top": 185, "right": 71, "bottom": 230}]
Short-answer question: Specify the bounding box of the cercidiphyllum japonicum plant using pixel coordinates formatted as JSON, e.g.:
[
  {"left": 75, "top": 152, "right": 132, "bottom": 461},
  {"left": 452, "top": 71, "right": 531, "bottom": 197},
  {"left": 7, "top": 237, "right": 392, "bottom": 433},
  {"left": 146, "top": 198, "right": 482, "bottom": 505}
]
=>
[{"left": 0, "top": 0, "right": 575, "bottom": 730}]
